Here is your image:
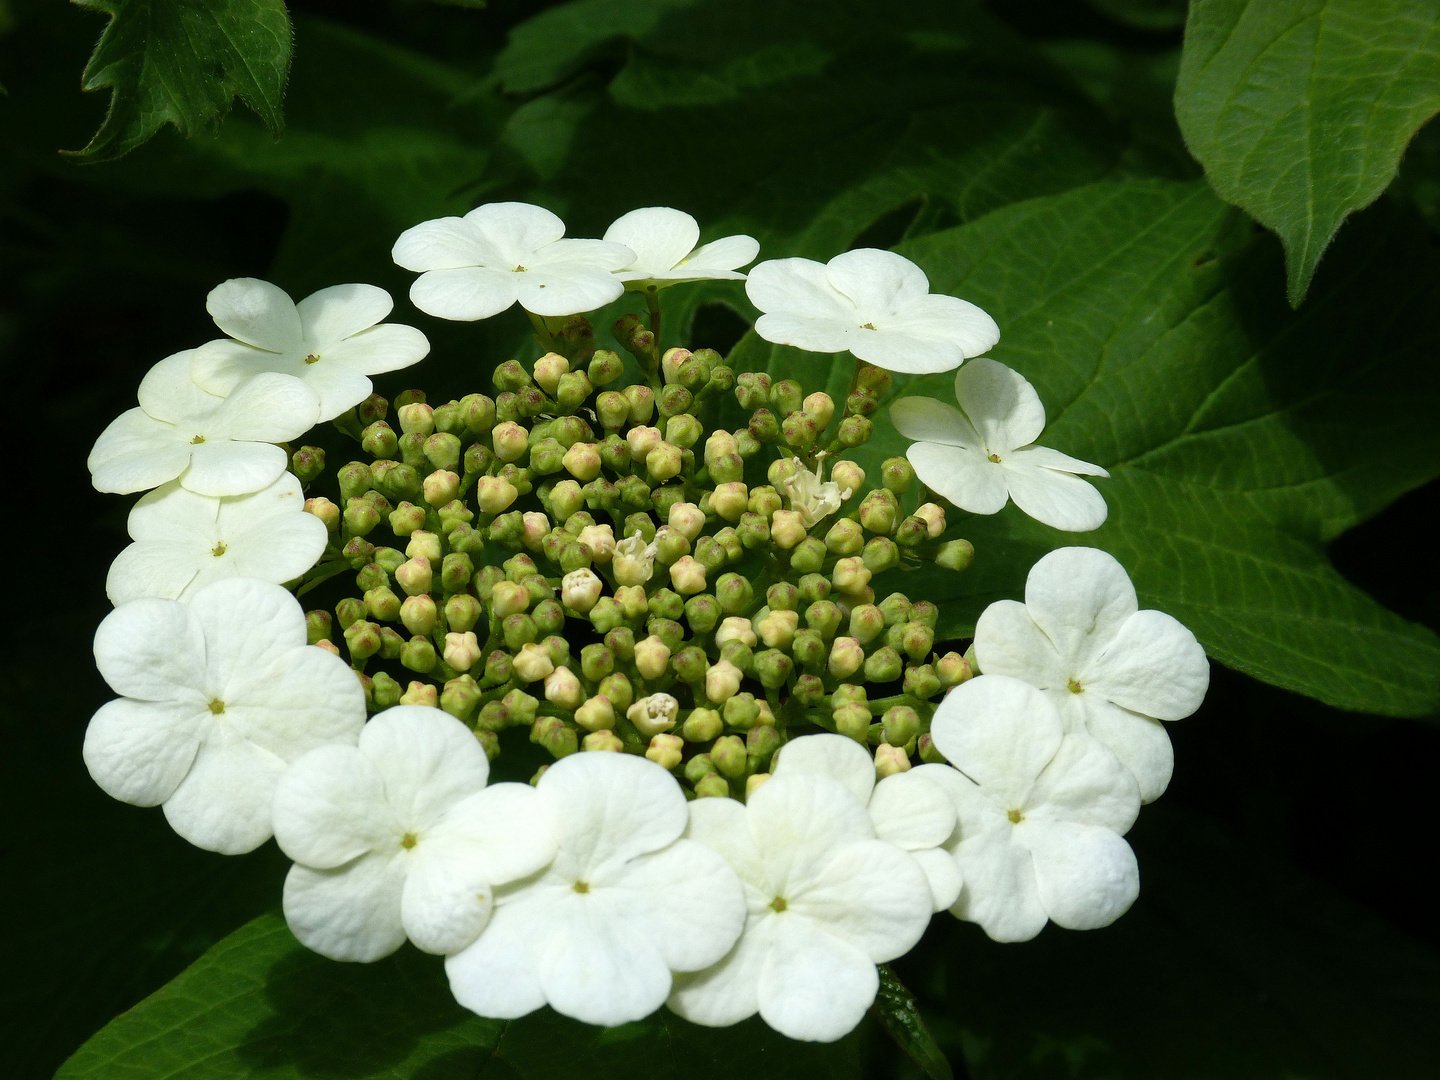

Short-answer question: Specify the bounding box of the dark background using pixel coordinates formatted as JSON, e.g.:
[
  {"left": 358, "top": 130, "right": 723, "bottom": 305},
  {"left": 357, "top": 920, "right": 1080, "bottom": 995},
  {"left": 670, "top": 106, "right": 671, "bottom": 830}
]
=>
[{"left": 3, "top": 1, "right": 1438, "bottom": 1077}]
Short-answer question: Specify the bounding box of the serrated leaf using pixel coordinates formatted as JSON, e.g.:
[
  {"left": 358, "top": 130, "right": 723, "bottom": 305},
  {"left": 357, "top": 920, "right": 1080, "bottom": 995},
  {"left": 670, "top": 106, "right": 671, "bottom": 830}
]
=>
[
  {"left": 71, "top": 0, "right": 293, "bottom": 162},
  {"left": 1174, "top": 0, "right": 1440, "bottom": 306},
  {"left": 734, "top": 179, "right": 1440, "bottom": 717}
]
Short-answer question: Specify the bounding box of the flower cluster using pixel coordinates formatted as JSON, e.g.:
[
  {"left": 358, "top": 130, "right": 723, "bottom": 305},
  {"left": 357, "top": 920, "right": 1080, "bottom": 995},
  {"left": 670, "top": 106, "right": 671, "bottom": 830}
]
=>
[{"left": 84, "top": 202, "right": 1209, "bottom": 1043}]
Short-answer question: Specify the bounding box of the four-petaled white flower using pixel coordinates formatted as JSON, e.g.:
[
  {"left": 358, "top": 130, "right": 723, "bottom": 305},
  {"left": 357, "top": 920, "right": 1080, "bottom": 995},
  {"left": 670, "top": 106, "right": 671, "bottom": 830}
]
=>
[
  {"left": 393, "top": 202, "right": 635, "bottom": 323},
  {"left": 745, "top": 248, "right": 998, "bottom": 374},
  {"left": 105, "top": 472, "right": 327, "bottom": 605},
  {"left": 192, "top": 279, "right": 430, "bottom": 422},
  {"left": 603, "top": 207, "right": 759, "bottom": 289},
  {"left": 87, "top": 351, "right": 320, "bottom": 496},
  {"left": 84, "top": 578, "right": 366, "bottom": 854},
  {"left": 445, "top": 752, "right": 745, "bottom": 1027},
  {"left": 783, "top": 457, "right": 853, "bottom": 527},
  {"left": 274, "top": 706, "right": 557, "bottom": 962},
  {"left": 669, "top": 771, "right": 934, "bottom": 1042},
  {"left": 771, "top": 733, "right": 962, "bottom": 912},
  {"left": 891, "top": 357, "right": 1110, "bottom": 532},
  {"left": 972, "top": 546, "right": 1209, "bottom": 802},
  {"left": 916, "top": 674, "right": 1142, "bottom": 943}
]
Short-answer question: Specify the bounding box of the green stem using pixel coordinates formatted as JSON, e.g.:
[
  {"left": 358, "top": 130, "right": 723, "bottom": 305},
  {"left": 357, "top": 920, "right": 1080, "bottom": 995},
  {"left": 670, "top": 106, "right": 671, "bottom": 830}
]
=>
[
  {"left": 527, "top": 309, "right": 557, "bottom": 352},
  {"left": 296, "top": 559, "right": 353, "bottom": 598}
]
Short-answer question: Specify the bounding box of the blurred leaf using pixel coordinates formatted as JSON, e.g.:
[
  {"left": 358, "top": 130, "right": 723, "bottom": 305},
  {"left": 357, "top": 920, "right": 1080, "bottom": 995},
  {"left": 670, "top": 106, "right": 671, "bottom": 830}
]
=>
[
  {"left": 1174, "top": 0, "right": 1440, "bottom": 306},
  {"left": 70, "top": 0, "right": 292, "bottom": 162},
  {"left": 734, "top": 179, "right": 1440, "bottom": 716}
]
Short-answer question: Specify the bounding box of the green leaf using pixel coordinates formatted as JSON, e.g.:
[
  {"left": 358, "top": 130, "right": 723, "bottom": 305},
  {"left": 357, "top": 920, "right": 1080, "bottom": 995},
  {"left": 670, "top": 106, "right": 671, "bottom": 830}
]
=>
[
  {"left": 70, "top": 0, "right": 293, "bottom": 162},
  {"left": 1174, "top": 0, "right": 1440, "bottom": 306},
  {"left": 737, "top": 179, "right": 1440, "bottom": 716},
  {"left": 58, "top": 913, "right": 865, "bottom": 1079},
  {"left": 871, "top": 965, "right": 953, "bottom": 1080}
]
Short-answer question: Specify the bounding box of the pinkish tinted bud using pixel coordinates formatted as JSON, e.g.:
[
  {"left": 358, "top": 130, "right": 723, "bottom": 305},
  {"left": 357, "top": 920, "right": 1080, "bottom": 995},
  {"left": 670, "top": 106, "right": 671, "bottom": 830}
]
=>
[{"left": 304, "top": 496, "right": 340, "bottom": 533}]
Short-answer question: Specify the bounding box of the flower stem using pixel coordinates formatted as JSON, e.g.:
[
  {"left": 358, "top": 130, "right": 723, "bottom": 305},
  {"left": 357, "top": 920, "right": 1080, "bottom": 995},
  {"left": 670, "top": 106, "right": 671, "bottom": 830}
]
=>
[{"left": 527, "top": 309, "right": 557, "bottom": 352}]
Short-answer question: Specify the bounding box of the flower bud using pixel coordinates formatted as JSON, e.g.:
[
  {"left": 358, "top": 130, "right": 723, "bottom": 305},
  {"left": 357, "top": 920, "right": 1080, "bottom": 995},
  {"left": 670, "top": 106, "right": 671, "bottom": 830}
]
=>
[
  {"left": 796, "top": 573, "right": 831, "bottom": 606},
  {"left": 626, "top": 425, "right": 661, "bottom": 461},
  {"left": 826, "top": 635, "right": 865, "bottom": 678},
  {"left": 530, "top": 717, "right": 577, "bottom": 760},
  {"left": 894, "top": 515, "right": 928, "bottom": 549},
  {"left": 734, "top": 371, "right": 772, "bottom": 410},
  {"left": 830, "top": 702, "right": 869, "bottom": 743},
  {"left": 373, "top": 460, "right": 423, "bottom": 502},
  {"left": 576, "top": 695, "right": 616, "bottom": 732},
  {"left": 399, "top": 634, "right": 436, "bottom": 673},
  {"left": 438, "top": 552, "right": 472, "bottom": 593},
  {"left": 628, "top": 693, "right": 679, "bottom": 737},
  {"left": 288, "top": 444, "right": 325, "bottom": 483},
  {"left": 936, "top": 651, "right": 974, "bottom": 688},
  {"left": 769, "top": 509, "right": 807, "bottom": 549},
  {"left": 668, "top": 501, "right": 706, "bottom": 541},
  {"left": 544, "top": 665, "right": 584, "bottom": 711},
  {"left": 342, "top": 536, "right": 376, "bottom": 569},
  {"left": 586, "top": 597, "right": 623, "bottom": 633},
  {"left": 782, "top": 411, "right": 819, "bottom": 452},
  {"left": 705, "top": 429, "right": 739, "bottom": 466},
  {"left": 587, "top": 348, "right": 623, "bottom": 388},
  {"left": 858, "top": 488, "right": 898, "bottom": 534},
  {"left": 337, "top": 461, "right": 373, "bottom": 501},
  {"left": 364, "top": 585, "right": 401, "bottom": 623},
  {"left": 661, "top": 347, "right": 691, "bottom": 384},
  {"left": 711, "top": 572, "right": 750, "bottom": 615},
  {"left": 657, "top": 384, "right": 692, "bottom": 419},
  {"left": 875, "top": 743, "right": 911, "bottom": 778},
  {"left": 423, "top": 430, "right": 462, "bottom": 471},
  {"left": 713, "top": 616, "right": 755, "bottom": 649},
  {"left": 560, "top": 568, "right": 603, "bottom": 612},
  {"left": 616, "top": 383, "right": 651, "bottom": 424},
  {"left": 533, "top": 352, "right": 568, "bottom": 395},
  {"left": 435, "top": 674, "right": 479, "bottom": 722},
  {"left": 443, "top": 630, "right": 482, "bottom": 672},
  {"left": 403, "top": 531, "right": 439, "bottom": 567},
  {"left": 711, "top": 735, "right": 748, "bottom": 779},
  {"left": 903, "top": 663, "right": 942, "bottom": 700},
  {"left": 832, "top": 556, "right": 872, "bottom": 595},
  {"left": 792, "top": 628, "right": 826, "bottom": 668},
  {"left": 590, "top": 670, "right": 629, "bottom": 713},
  {"left": 360, "top": 420, "right": 398, "bottom": 460},
  {"left": 753, "top": 648, "right": 793, "bottom": 689},
  {"left": 603, "top": 585, "right": 640, "bottom": 620},
  {"left": 489, "top": 579, "right": 529, "bottom": 618},
  {"left": 802, "top": 391, "right": 835, "bottom": 430},
  {"left": 581, "top": 730, "right": 624, "bottom": 753},
  {"left": 394, "top": 556, "right": 433, "bottom": 597},
  {"left": 899, "top": 621, "right": 935, "bottom": 661},
  {"left": 394, "top": 681, "right": 436, "bottom": 709},
  {"left": 756, "top": 609, "right": 799, "bottom": 650},
  {"left": 530, "top": 437, "right": 565, "bottom": 476},
  {"left": 913, "top": 502, "right": 946, "bottom": 539},
  {"left": 396, "top": 402, "right": 434, "bottom": 437},
  {"left": 304, "top": 496, "right": 341, "bottom": 534},
  {"left": 487, "top": 420, "right": 524, "bottom": 463},
  {"left": 556, "top": 370, "right": 594, "bottom": 412},
  {"left": 646, "top": 732, "right": 685, "bottom": 770},
  {"left": 863, "top": 536, "right": 900, "bottom": 575},
  {"left": 864, "top": 646, "right": 903, "bottom": 683},
  {"left": 695, "top": 774, "right": 730, "bottom": 798},
  {"left": 343, "top": 497, "right": 380, "bottom": 536},
  {"left": 513, "top": 642, "right": 555, "bottom": 682},
  {"left": 665, "top": 413, "right": 703, "bottom": 449},
  {"left": 825, "top": 518, "right": 864, "bottom": 556},
  {"left": 878, "top": 593, "right": 912, "bottom": 627},
  {"left": 650, "top": 526, "right": 688, "bottom": 567},
  {"left": 306, "top": 609, "right": 333, "bottom": 646},
  {"left": 935, "top": 539, "right": 975, "bottom": 572},
  {"left": 379, "top": 503, "right": 418, "bottom": 538},
  {"left": 748, "top": 407, "right": 779, "bottom": 444},
  {"left": 503, "top": 613, "right": 539, "bottom": 650},
  {"left": 668, "top": 555, "right": 706, "bottom": 596},
  {"left": 595, "top": 389, "right": 630, "bottom": 430},
  {"left": 559, "top": 441, "right": 598, "bottom": 482},
  {"left": 570, "top": 524, "right": 612, "bottom": 564},
  {"left": 837, "top": 414, "right": 873, "bottom": 447},
  {"left": 768, "top": 379, "right": 802, "bottom": 416},
  {"left": 747, "top": 724, "right": 782, "bottom": 767},
  {"left": 645, "top": 441, "right": 683, "bottom": 483},
  {"left": 343, "top": 619, "right": 382, "bottom": 660},
  {"left": 444, "top": 593, "right": 481, "bottom": 634},
  {"left": 418, "top": 469, "right": 456, "bottom": 508},
  {"left": 472, "top": 476, "right": 517, "bottom": 516},
  {"left": 634, "top": 635, "right": 672, "bottom": 680},
  {"left": 804, "top": 600, "right": 842, "bottom": 640},
  {"left": 881, "top": 705, "right": 921, "bottom": 747}
]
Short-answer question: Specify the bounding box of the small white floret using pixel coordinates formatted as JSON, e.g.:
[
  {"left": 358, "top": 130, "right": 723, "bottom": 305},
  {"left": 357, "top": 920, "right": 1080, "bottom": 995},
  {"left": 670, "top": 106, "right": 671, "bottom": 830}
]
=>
[{"left": 603, "top": 207, "right": 759, "bottom": 289}]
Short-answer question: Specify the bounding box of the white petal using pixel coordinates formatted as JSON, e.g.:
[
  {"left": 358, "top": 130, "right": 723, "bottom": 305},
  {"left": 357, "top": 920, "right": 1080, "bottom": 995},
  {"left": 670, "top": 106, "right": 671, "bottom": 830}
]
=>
[
  {"left": 219, "top": 512, "right": 328, "bottom": 591},
  {"left": 790, "top": 840, "right": 932, "bottom": 961},
  {"left": 757, "top": 916, "right": 878, "bottom": 1043},
  {"left": 410, "top": 267, "right": 520, "bottom": 322},
  {"left": 667, "top": 918, "right": 769, "bottom": 1027},
  {"left": 849, "top": 326, "right": 966, "bottom": 375},
  {"left": 136, "top": 350, "right": 221, "bottom": 422},
  {"left": 445, "top": 897, "right": 550, "bottom": 1019},
  {"left": 106, "top": 541, "right": 202, "bottom": 604},
  {"left": 746, "top": 774, "right": 874, "bottom": 896},
  {"left": 207, "top": 278, "right": 301, "bottom": 352},
  {"left": 1002, "top": 461, "right": 1108, "bottom": 532},
  {"left": 1025, "top": 732, "right": 1140, "bottom": 833},
  {"left": 674, "top": 233, "right": 759, "bottom": 274},
  {"left": 770, "top": 732, "right": 875, "bottom": 805},
  {"left": 295, "top": 283, "right": 393, "bottom": 344},
  {"left": 83, "top": 697, "right": 201, "bottom": 806},
  {"left": 186, "top": 577, "right": 306, "bottom": 682},
  {"left": 223, "top": 645, "right": 366, "bottom": 761},
  {"left": 283, "top": 855, "right": 408, "bottom": 962},
  {"left": 954, "top": 358, "right": 1046, "bottom": 451},
  {"left": 286, "top": 364, "right": 376, "bottom": 423},
  {"left": 539, "top": 894, "right": 672, "bottom": 1026},
  {"left": 272, "top": 744, "right": 396, "bottom": 869},
  {"left": 1074, "top": 696, "right": 1175, "bottom": 803},
  {"left": 604, "top": 207, "right": 700, "bottom": 273},
  {"left": 972, "top": 599, "right": 1069, "bottom": 691},
  {"left": 163, "top": 735, "right": 287, "bottom": 854},
  {"left": 611, "top": 839, "right": 746, "bottom": 972},
  {"left": 180, "top": 441, "right": 289, "bottom": 497},
  {"left": 529, "top": 236, "right": 636, "bottom": 273},
  {"left": 1087, "top": 609, "right": 1210, "bottom": 720},
  {"left": 1024, "top": 547, "right": 1138, "bottom": 671},
  {"left": 824, "top": 248, "right": 929, "bottom": 316},
  {"left": 513, "top": 262, "right": 626, "bottom": 317},
  {"left": 204, "top": 371, "right": 321, "bottom": 443},
  {"left": 434, "top": 782, "right": 558, "bottom": 885},
  {"left": 311, "top": 322, "right": 431, "bottom": 377},
  {"left": 889, "top": 396, "right": 980, "bottom": 448},
  {"left": 752, "top": 312, "right": 858, "bottom": 355},
  {"left": 868, "top": 772, "right": 956, "bottom": 850},
  {"left": 684, "top": 795, "right": 770, "bottom": 896},
  {"left": 93, "top": 597, "right": 206, "bottom": 700},
  {"left": 190, "top": 338, "right": 282, "bottom": 398},
  {"left": 402, "top": 842, "right": 497, "bottom": 955},
  {"left": 1009, "top": 444, "right": 1110, "bottom": 478},
  {"left": 357, "top": 707, "right": 490, "bottom": 832},
  {"left": 907, "top": 442, "right": 1011, "bottom": 516},
  {"left": 911, "top": 848, "right": 964, "bottom": 912},
  {"left": 537, "top": 752, "right": 687, "bottom": 879},
  {"left": 928, "top": 675, "right": 1064, "bottom": 808},
  {"left": 1019, "top": 820, "right": 1139, "bottom": 930},
  {"left": 911, "top": 761, "right": 1009, "bottom": 839},
  {"left": 950, "top": 826, "right": 1048, "bottom": 943},
  {"left": 746, "top": 258, "right": 855, "bottom": 320},
  {"left": 466, "top": 201, "right": 567, "bottom": 259},
  {"left": 125, "top": 480, "right": 219, "bottom": 542},
  {"left": 881, "top": 293, "right": 1000, "bottom": 360},
  {"left": 392, "top": 216, "right": 492, "bottom": 272},
  {"left": 88, "top": 409, "right": 190, "bottom": 494}
]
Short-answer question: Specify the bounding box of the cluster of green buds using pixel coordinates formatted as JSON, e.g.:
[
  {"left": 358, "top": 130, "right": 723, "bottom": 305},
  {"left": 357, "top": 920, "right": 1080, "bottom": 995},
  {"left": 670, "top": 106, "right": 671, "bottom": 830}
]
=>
[{"left": 290, "top": 312, "right": 977, "bottom": 794}]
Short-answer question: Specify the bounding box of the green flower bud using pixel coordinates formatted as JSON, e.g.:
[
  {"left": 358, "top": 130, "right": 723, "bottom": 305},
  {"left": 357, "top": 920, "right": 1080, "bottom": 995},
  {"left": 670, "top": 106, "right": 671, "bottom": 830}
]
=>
[
  {"left": 576, "top": 644, "right": 612, "bottom": 683},
  {"left": 592, "top": 434, "right": 628, "bottom": 475},
  {"left": 853, "top": 363, "right": 890, "bottom": 394},
  {"left": 360, "top": 421, "right": 397, "bottom": 460},
  {"left": 864, "top": 645, "right": 903, "bottom": 683},
  {"left": 709, "top": 450, "right": 745, "bottom": 485},
  {"left": 694, "top": 773, "right": 730, "bottom": 798},
  {"left": 846, "top": 387, "right": 880, "bottom": 417},
  {"left": 476, "top": 475, "right": 520, "bottom": 515},
  {"left": 858, "top": 488, "right": 898, "bottom": 534},
  {"left": 372, "top": 460, "right": 422, "bottom": 501},
  {"left": 748, "top": 485, "right": 782, "bottom": 520},
  {"left": 665, "top": 413, "right": 702, "bottom": 449},
  {"left": 863, "top": 536, "right": 900, "bottom": 574},
  {"left": 657, "top": 384, "right": 691, "bottom": 420},
  {"left": 882, "top": 705, "right": 921, "bottom": 747},
  {"left": 673, "top": 645, "right": 708, "bottom": 684},
  {"left": 482, "top": 650, "right": 513, "bottom": 687},
  {"left": 588, "top": 596, "right": 625, "bottom": 634},
  {"left": 647, "top": 485, "right": 682, "bottom": 525},
  {"left": 598, "top": 672, "right": 634, "bottom": 714},
  {"left": 306, "top": 609, "right": 333, "bottom": 645},
  {"left": 291, "top": 445, "right": 326, "bottom": 485},
  {"left": 765, "top": 509, "right": 807, "bottom": 552},
  {"left": 832, "top": 682, "right": 868, "bottom": 707},
  {"left": 900, "top": 621, "right": 935, "bottom": 661},
  {"left": 550, "top": 479, "right": 586, "bottom": 522},
  {"left": 903, "top": 663, "right": 942, "bottom": 700},
  {"left": 516, "top": 385, "right": 548, "bottom": 418},
  {"left": 576, "top": 695, "right": 616, "bottom": 734},
  {"left": 749, "top": 407, "right": 780, "bottom": 444},
  {"left": 494, "top": 392, "right": 519, "bottom": 424},
  {"left": 492, "top": 420, "right": 528, "bottom": 463},
  {"left": 935, "top": 539, "right": 975, "bottom": 572},
  {"left": 802, "top": 391, "right": 835, "bottom": 430},
  {"left": 304, "top": 497, "right": 341, "bottom": 534},
  {"left": 459, "top": 393, "right": 496, "bottom": 436},
  {"left": 532, "top": 598, "right": 565, "bottom": 636},
  {"left": 833, "top": 702, "right": 872, "bottom": 743},
  {"left": 908, "top": 600, "right": 938, "bottom": 630},
  {"left": 439, "top": 498, "right": 476, "bottom": 533},
  {"left": 436, "top": 552, "right": 470, "bottom": 593},
  {"left": 587, "top": 348, "right": 624, "bottom": 387},
  {"left": 847, "top": 603, "right": 885, "bottom": 645},
  {"left": 719, "top": 639, "right": 755, "bottom": 676},
  {"left": 685, "top": 753, "right": 718, "bottom": 785},
  {"left": 683, "top": 707, "right": 724, "bottom": 742},
  {"left": 653, "top": 525, "right": 691, "bottom": 566},
  {"left": 797, "top": 574, "right": 831, "bottom": 606},
  {"left": 713, "top": 527, "right": 744, "bottom": 564},
  {"left": 492, "top": 360, "right": 532, "bottom": 393},
  {"left": 646, "top": 618, "right": 684, "bottom": 654},
  {"left": 790, "top": 537, "right": 827, "bottom": 574},
  {"left": 477, "top": 698, "right": 510, "bottom": 732},
  {"left": 878, "top": 593, "right": 912, "bottom": 627},
  {"left": 615, "top": 474, "right": 652, "bottom": 510},
  {"left": 876, "top": 743, "right": 911, "bottom": 777},
  {"left": 503, "top": 613, "right": 538, "bottom": 650},
  {"left": 917, "top": 732, "right": 946, "bottom": 764},
  {"left": 711, "top": 735, "right": 748, "bottom": 779},
  {"left": 682, "top": 594, "right": 719, "bottom": 635},
  {"left": 344, "top": 619, "right": 382, "bottom": 660},
  {"left": 366, "top": 670, "right": 400, "bottom": 710},
  {"left": 692, "top": 537, "right": 726, "bottom": 576},
  {"left": 782, "top": 411, "right": 818, "bottom": 452},
  {"left": 645, "top": 732, "right": 685, "bottom": 770},
  {"left": 766, "top": 379, "right": 800, "bottom": 416},
  {"left": 747, "top": 723, "right": 783, "bottom": 768},
  {"left": 338, "top": 461, "right": 373, "bottom": 501},
  {"left": 614, "top": 584, "right": 648, "bottom": 620},
  {"left": 756, "top": 609, "right": 799, "bottom": 650},
  {"left": 623, "top": 383, "right": 655, "bottom": 424},
  {"left": 364, "top": 585, "right": 401, "bottom": 622},
  {"left": 733, "top": 428, "right": 762, "bottom": 458},
  {"left": 735, "top": 372, "right": 772, "bottom": 410},
  {"left": 531, "top": 716, "right": 578, "bottom": 760},
  {"left": 556, "top": 370, "right": 593, "bottom": 412},
  {"left": 792, "top": 628, "right": 826, "bottom": 668},
  {"left": 355, "top": 562, "right": 387, "bottom": 592},
  {"left": 342, "top": 535, "right": 376, "bottom": 568},
  {"left": 825, "top": 518, "right": 865, "bottom": 555},
  {"left": 645, "top": 588, "right": 684, "bottom": 622},
  {"left": 828, "top": 636, "right": 864, "bottom": 679},
  {"left": 530, "top": 437, "right": 565, "bottom": 476},
  {"left": 736, "top": 511, "right": 771, "bottom": 550},
  {"left": 936, "top": 651, "right": 974, "bottom": 687},
  {"left": 604, "top": 627, "right": 636, "bottom": 663},
  {"left": 441, "top": 594, "right": 478, "bottom": 634},
  {"left": 676, "top": 355, "right": 710, "bottom": 392},
  {"left": 436, "top": 675, "right": 480, "bottom": 723},
  {"left": 754, "top": 648, "right": 793, "bottom": 689},
  {"left": 766, "top": 582, "right": 800, "bottom": 612},
  {"left": 398, "top": 431, "right": 429, "bottom": 469},
  {"left": 880, "top": 456, "right": 915, "bottom": 494},
  {"left": 837, "top": 414, "right": 873, "bottom": 447},
  {"left": 336, "top": 597, "right": 366, "bottom": 631},
  {"left": 723, "top": 692, "right": 762, "bottom": 731},
  {"left": 645, "top": 441, "right": 684, "bottom": 484},
  {"left": 397, "top": 401, "right": 435, "bottom": 436},
  {"left": 596, "top": 390, "right": 630, "bottom": 430},
  {"left": 715, "top": 572, "right": 753, "bottom": 614},
  {"left": 894, "top": 515, "right": 928, "bottom": 549}
]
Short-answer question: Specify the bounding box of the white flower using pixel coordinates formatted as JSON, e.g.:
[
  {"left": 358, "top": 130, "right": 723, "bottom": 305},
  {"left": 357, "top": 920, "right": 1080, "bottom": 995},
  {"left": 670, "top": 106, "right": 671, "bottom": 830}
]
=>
[
  {"left": 273, "top": 706, "right": 557, "bottom": 962},
  {"left": 972, "top": 547, "right": 1209, "bottom": 802},
  {"left": 87, "top": 351, "right": 320, "bottom": 496},
  {"left": 891, "top": 357, "right": 1110, "bottom": 532},
  {"left": 603, "top": 207, "right": 759, "bottom": 289},
  {"left": 916, "top": 674, "right": 1142, "bottom": 943},
  {"left": 192, "top": 279, "right": 430, "bottom": 422},
  {"left": 783, "top": 457, "right": 852, "bottom": 527},
  {"left": 392, "top": 202, "right": 634, "bottom": 322},
  {"left": 84, "top": 578, "right": 365, "bottom": 854},
  {"left": 445, "top": 752, "right": 745, "bottom": 1027},
  {"left": 612, "top": 531, "right": 658, "bottom": 586},
  {"left": 668, "top": 772, "right": 933, "bottom": 1042},
  {"left": 771, "top": 732, "right": 961, "bottom": 912},
  {"left": 105, "top": 472, "right": 327, "bottom": 605},
  {"left": 746, "top": 248, "right": 998, "bottom": 374}
]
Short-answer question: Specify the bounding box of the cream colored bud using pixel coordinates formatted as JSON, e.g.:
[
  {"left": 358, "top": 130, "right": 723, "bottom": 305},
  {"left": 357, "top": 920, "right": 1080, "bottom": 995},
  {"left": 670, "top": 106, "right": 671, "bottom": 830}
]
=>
[
  {"left": 634, "top": 635, "right": 672, "bottom": 680},
  {"left": 705, "top": 430, "right": 739, "bottom": 467},
  {"left": 669, "top": 555, "right": 707, "bottom": 596},
  {"left": 304, "top": 496, "right": 340, "bottom": 533},
  {"left": 767, "top": 456, "right": 801, "bottom": 489},
  {"left": 613, "top": 533, "right": 657, "bottom": 586},
  {"left": 423, "top": 469, "right": 460, "bottom": 508},
  {"left": 711, "top": 482, "right": 749, "bottom": 523},
  {"left": 756, "top": 609, "right": 799, "bottom": 650},
  {"left": 399, "top": 681, "right": 438, "bottom": 707},
  {"left": 583, "top": 729, "right": 624, "bottom": 752},
  {"left": 492, "top": 420, "right": 528, "bottom": 462},
  {"left": 745, "top": 773, "right": 771, "bottom": 798},
  {"left": 626, "top": 425, "right": 663, "bottom": 461},
  {"left": 755, "top": 697, "right": 776, "bottom": 727},
  {"left": 828, "top": 636, "right": 865, "bottom": 679},
  {"left": 770, "top": 509, "right": 807, "bottom": 549},
  {"left": 645, "top": 441, "right": 683, "bottom": 482},
  {"left": 614, "top": 584, "right": 649, "bottom": 619},
  {"left": 661, "top": 347, "right": 692, "bottom": 384},
  {"left": 915, "top": 502, "right": 946, "bottom": 539},
  {"left": 830, "top": 460, "right": 865, "bottom": 494},
  {"left": 577, "top": 523, "right": 616, "bottom": 562},
  {"left": 715, "top": 616, "right": 758, "bottom": 648},
  {"left": 832, "top": 556, "right": 872, "bottom": 594},
  {"left": 475, "top": 475, "right": 519, "bottom": 514},
  {"left": 522, "top": 511, "right": 551, "bottom": 551},
  {"left": 705, "top": 659, "right": 743, "bottom": 704},
  {"left": 575, "top": 695, "right": 616, "bottom": 732},
  {"left": 645, "top": 732, "right": 685, "bottom": 770},
  {"left": 394, "top": 556, "right": 433, "bottom": 597},
  {"left": 400, "top": 594, "right": 438, "bottom": 636},
  {"left": 668, "top": 502, "right": 706, "bottom": 542},
  {"left": 628, "top": 693, "right": 679, "bottom": 737},
  {"left": 561, "top": 568, "right": 604, "bottom": 612},
  {"left": 315, "top": 639, "right": 341, "bottom": 656},
  {"left": 490, "top": 579, "right": 530, "bottom": 617},
  {"left": 397, "top": 402, "right": 435, "bottom": 436},
  {"left": 533, "top": 351, "right": 569, "bottom": 395},
  {"left": 544, "top": 666, "right": 584, "bottom": 710},
  {"left": 563, "top": 442, "right": 602, "bottom": 482},
  {"left": 406, "top": 530, "right": 442, "bottom": 567},
  {"left": 875, "top": 743, "right": 912, "bottom": 778},
  {"left": 513, "top": 642, "right": 555, "bottom": 682},
  {"left": 443, "top": 631, "right": 481, "bottom": 672}
]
